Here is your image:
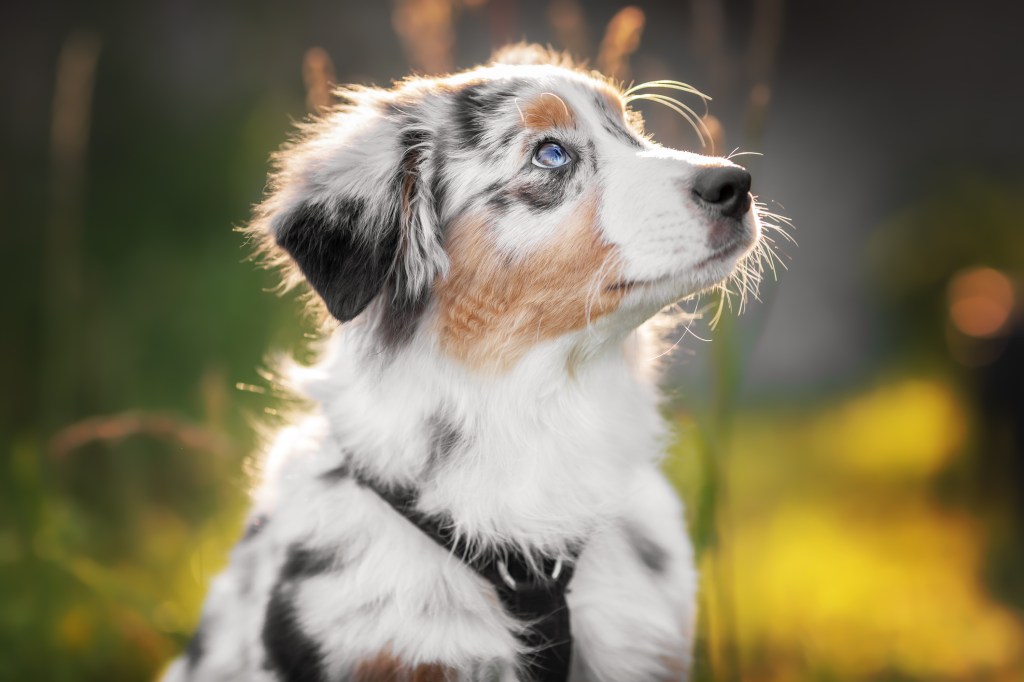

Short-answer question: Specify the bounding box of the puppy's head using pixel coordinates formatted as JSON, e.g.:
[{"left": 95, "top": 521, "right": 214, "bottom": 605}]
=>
[{"left": 251, "top": 45, "right": 762, "bottom": 371}]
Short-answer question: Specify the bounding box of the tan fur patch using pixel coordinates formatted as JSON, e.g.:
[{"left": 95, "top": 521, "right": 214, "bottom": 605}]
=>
[
  {"left": 521, "top": 92, "right": 576, "bottom": 130},
  {"left": 436, "top": 195, "right": 625, "bottom": 371},
  {"left": 353, "top": 651, "right": 452, "bottom": 682}
]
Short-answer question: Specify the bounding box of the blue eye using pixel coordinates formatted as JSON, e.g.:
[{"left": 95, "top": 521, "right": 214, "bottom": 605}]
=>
[{"left": 532, "top": 142, "right": 571, "bottom": 168}]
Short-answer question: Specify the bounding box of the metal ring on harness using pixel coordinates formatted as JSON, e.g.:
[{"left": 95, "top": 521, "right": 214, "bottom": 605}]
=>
[
  {"left": 496, "top": 557, "right": 565, "bottom": 590},
  {"left": 496, "top": 559, "right": 518, "bottom": 590}
]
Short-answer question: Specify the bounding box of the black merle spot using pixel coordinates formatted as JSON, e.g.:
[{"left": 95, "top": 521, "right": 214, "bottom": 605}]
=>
[
  {"left": 261, "top": 544, "right": 340, "bottom": 682},
  {"left": 262, "top": 589, "right": 325, "bottom": 682},
  {"left": 430, "top": 141, "right": 450, "bottom": 229},
  {"left": 377, "top": 283, "right": 432, "bottom": 352},
  {"left": 584, "top": 140, "right": 598, "bottom": 173},
  {"left": 185, "top": 615, "right": 206, "bottom": 672},
  {"left": 498, "top": 125, "right": 521, "bottom": 150},
  {"left": 601, "top": 118, "right": 644, "bottom": 148},
  {"left": 625, "top": 523, "right": 668, "bottom": 575},
  {"left": 593, "top": 92, "right": 644, "bottom": 148},
  {"left": 454, "top": 82, "right": 490, "bottom": 148},
  {"left": 510, "top": 170, "right": 575, "bottom": 212},
  {"left": 318, "top": 461, "right": 351, "bottom": 482},
  {"left": 486, "top": 192, "right": 513, "bottom": 213},
  {"left": 241, "top": 514, "right": 269, "bottom": 542},
  {"left": 360, "top": 127, "right": 437, "bottom": 354},
  {"left": 398, "top": 127, "right": 428, "bottom": 154},
  {"left": 280, "top": 545, "right": 338, "bottom": 581},
  {"left": 483, "top": 178, "right": 514, "bottom": 213},
  {"left": 276, "top": 200, "right": 399, "bottom": 323},
  {"left": 453, "top": 82, "right": 522, "bottom": 150},
  {"left": 426, "top": 415, "right": 463, "bottom": 471},
  {"left": 485, "top": 152, "right": 581, "bottom": 213}
]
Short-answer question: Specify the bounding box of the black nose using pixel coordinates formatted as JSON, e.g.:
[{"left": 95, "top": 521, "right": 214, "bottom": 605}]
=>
[{"left": 692, "top": 166, "right": 752, "bottom": 220}]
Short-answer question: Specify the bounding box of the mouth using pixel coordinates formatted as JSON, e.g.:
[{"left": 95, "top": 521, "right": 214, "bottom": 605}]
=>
[
  {"left": 606, "top": 274, "right": 672, "bottom": 293},
  {"left": 694, "top": 234, "right": 753, "bottom": 270}
]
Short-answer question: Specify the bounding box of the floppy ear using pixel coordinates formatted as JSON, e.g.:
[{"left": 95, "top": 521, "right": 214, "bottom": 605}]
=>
[
  {"left": 273, "top": 199, "right": 398, "bottom": 322},
  {"left": 252, "top": 102, "right": 446, "bottom": 324}
]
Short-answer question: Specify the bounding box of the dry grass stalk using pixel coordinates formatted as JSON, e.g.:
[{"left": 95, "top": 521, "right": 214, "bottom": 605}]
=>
[
  {"left": 302, "top": 47, "right": 336, "bottom": 113},
  {"left": 44, "top": 29, "right": 101, "bottom": 426},
  {"left": 49, "top": 411, "right": 233, "bottom": 459},
  {"left": 392, "top": 0, "right": 455, "bottom": 75},
  {"left": 547, "top": 0, "right": 590, "bottom": 58},
  {"left": 597, "top": 6, "right": 645, "bottom": 81}
]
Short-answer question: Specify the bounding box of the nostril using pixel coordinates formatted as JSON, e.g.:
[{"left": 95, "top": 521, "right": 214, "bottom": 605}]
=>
[{"left": 692, "top": 166, "right": 752, "bottom": 220}]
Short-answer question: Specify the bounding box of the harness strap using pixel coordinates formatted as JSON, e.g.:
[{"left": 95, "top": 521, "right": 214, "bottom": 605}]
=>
[{"left": 354, "top": 474, "right": 578, "bottom": 682}]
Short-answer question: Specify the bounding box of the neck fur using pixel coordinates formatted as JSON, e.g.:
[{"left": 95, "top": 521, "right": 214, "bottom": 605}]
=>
[{"left": 292, "top": 321, "right": 665, "bottom": 556}]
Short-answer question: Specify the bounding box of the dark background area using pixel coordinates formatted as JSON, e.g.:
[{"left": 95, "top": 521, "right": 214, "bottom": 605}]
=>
[{"left": 2, "top": 1, "right": 1023, "bottom": 680}]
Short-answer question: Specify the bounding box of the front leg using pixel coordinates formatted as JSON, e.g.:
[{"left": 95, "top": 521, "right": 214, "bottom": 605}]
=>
[{"left": 568, "top": 467, "right": 697, "bottom": 682}]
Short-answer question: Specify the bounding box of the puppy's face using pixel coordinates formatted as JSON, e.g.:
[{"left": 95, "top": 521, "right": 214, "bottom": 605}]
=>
[{"left": 254, "top": 46, "right": 761, "bottom": 372}]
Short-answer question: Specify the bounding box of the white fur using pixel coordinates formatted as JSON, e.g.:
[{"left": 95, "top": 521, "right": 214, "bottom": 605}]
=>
[
  {"left": 163, "top": 47, "right": 762, "bottom": 682},
  {"left": 164, "top": 326, "right": 698, "bottom": 682}
]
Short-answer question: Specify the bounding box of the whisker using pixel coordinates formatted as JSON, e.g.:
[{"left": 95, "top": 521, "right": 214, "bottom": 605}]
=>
[
  {"left": 652, "top": 295, "right": 711, "bottom": 358},
  {"left": 709, "top": 284, "right": 730, "bottom": 329},
  {"left": 629, "top": 81, "right": 712, "bottom": 120},
  {"left": 726, "top": 150, "right": 764, "bottom": 160},
  {"left": 759, "top": 217, "right": 797, "bottom": 246},
  {"left": 624, "top": 79, "right": 710, "bottom": 103},
  {"left": 623, "top": 91, "right": 706, "bottom": 125},
  {"left": 756, "top": 242, "right": 778, "bottom": 279},
  {"left": 766, "top": 245, "right": 789, "bottom": 271},
  {"left": 623, "top": 93, "right": 708, "bottom": 146}
]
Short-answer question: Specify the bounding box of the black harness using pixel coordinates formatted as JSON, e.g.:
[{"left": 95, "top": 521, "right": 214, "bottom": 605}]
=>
[{"left": 355, "top": 474, "right": 580, "bottom": 682}]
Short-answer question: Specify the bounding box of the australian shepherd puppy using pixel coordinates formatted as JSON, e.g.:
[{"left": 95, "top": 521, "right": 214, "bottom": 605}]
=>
[{"left": 162, "top": 45, "right": 763, "bottom": 682}]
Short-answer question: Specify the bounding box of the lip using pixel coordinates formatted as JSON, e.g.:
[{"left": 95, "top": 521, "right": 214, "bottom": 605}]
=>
[
  {"left": 694, "top": 234, "right": 752, "bottom": 270},
  {"left": 608, "top": 237, "right": 752, "bottom": 292},
  {"left": 606, "top": 274, "right": 671, "bottom": 293}
]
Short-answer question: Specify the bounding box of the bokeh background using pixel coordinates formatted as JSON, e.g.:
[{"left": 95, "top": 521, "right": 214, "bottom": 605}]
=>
[{"left": 3, "top": 1, "right": 1024, "bottom": 680}]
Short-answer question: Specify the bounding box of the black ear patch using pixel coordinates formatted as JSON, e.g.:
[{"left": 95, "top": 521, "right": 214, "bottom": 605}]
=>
[{"left": 275, "top": 200, "right": 398, "bottom": 322}]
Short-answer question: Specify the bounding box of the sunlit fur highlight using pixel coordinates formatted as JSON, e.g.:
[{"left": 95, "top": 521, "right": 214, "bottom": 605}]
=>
[{"left": 623, "top": 80, "right": 711, "bottom": 148}]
